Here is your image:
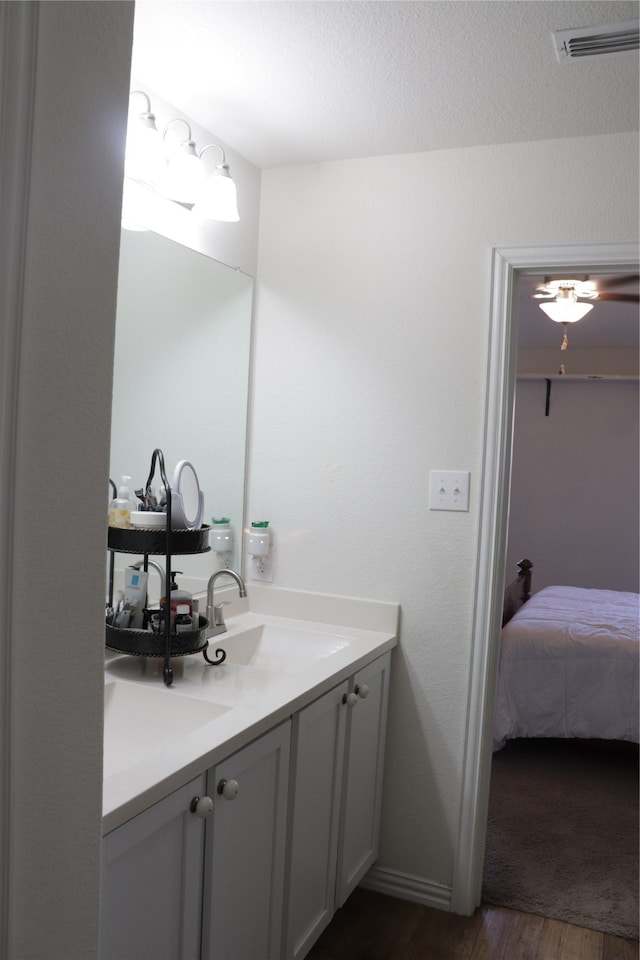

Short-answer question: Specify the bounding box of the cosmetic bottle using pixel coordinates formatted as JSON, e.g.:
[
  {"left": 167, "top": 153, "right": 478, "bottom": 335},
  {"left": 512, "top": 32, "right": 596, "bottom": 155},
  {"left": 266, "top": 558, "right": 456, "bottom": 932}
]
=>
[
  {"left": 160, "top": 571, "right": 193, "bottom": 623},
  {"left": 174, "top": 604, "right": 193, "bottom": 634},
  {"left": 109, "top": 475, "right": 136, "bottom": 527}
]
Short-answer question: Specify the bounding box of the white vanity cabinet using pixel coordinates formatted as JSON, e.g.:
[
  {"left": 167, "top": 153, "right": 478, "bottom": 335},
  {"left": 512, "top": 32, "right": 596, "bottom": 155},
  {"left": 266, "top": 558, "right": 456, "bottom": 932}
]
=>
[
  {"left": 284, "top": 652, "right": 391, "bottom": 960},
  {"left": 100, "top": 647, "right": 393, "bottom": 960},
  {"left": 201, "top": 721, "right": 291, "bottom": 960},
  {"left": 336, "top": 652, "right": 391, "bottom": 904},
  {"left": 100, "top": 723, "right": 290, "bottom": 960},
  {"left": 100, "top": 774, "right": 206, "bottom": 960}
]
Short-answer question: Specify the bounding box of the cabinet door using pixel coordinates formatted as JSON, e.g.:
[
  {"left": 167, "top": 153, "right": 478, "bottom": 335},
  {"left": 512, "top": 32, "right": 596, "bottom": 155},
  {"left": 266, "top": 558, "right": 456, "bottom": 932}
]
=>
[
  {"left": 284, "top": 679, "right": 349, "bottom": 960},
  {"left": 202, "top": 721, "right": 291, "bottom": 960},
  {"left": 100, "top": 774, "right": 205, "bottom": 960},
  {"left": 336, "top": 651, "right": 391, "bottom": 906}
]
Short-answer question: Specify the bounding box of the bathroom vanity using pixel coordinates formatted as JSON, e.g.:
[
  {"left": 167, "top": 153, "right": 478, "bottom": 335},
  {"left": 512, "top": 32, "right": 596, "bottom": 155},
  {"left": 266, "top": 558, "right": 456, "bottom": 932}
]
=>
[{"left": 100, "top": 586, "right": 398, "bottom": 960}]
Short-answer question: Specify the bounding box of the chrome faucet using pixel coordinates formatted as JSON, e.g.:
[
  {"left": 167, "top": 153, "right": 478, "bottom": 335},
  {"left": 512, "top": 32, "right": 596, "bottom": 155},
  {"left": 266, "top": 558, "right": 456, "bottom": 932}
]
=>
[{"left": 206, "top": 569, "right": 247, "bottom": 637}]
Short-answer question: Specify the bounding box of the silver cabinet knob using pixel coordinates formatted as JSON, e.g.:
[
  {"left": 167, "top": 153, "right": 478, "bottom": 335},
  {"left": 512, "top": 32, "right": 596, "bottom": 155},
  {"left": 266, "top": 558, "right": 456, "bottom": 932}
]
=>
[
  {"left": 190, "top": 796, "right": 214, "bottom": 819},
  {"left": 355, "top": 683, "right": 370, "bottom": 699},
  {"left": 217, "top": 778, "right": 239, "bottom": 800},
  {"left": 342, "top": 691, "right": 358, "bottom": 707}
]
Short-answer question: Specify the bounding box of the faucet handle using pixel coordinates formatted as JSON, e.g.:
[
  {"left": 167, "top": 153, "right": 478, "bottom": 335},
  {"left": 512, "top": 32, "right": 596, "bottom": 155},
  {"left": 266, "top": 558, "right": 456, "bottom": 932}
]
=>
[{"left": 213, "top": 601, "right": 230, "bottom": 627}]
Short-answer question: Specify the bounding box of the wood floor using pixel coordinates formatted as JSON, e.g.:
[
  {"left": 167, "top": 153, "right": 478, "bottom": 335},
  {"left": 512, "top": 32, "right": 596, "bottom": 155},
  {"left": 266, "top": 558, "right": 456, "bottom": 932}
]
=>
[{"left": 306, "top": 888, "right": 639, "bottom": 960}]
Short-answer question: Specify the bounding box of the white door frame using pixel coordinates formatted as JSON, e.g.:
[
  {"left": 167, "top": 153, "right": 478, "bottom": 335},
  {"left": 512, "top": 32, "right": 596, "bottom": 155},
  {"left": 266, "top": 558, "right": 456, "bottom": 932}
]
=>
[
  {"left": 451, "top": 240, "right": 640, "bottom": 916},
  {"left": 0, "top": 3, "right": 39, "bottom": 952}
]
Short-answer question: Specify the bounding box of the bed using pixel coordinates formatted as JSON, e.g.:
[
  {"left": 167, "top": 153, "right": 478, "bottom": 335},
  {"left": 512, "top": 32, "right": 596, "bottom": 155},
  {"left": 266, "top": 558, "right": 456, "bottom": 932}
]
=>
[{"left": 493, "top": 560, "right": 640, "bottom": 751}]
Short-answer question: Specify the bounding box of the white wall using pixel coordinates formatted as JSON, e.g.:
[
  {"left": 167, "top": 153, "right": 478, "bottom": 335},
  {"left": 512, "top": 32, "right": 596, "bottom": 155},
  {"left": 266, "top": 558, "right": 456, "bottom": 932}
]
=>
[
  {"left": 507, "top": 379, "right": 639, "bottom": 593},
  {"left": 251, "top": 132, "right": 639, "bottom": 896},
  {"left": 6, "top": 3, "right": 134, "bottom": 956}
]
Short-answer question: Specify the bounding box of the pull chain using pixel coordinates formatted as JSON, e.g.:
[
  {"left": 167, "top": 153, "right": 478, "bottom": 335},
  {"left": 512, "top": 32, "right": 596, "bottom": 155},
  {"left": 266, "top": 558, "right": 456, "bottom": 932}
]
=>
[{"left": 560, "top": 323, "right": 569, "bottom": 350}]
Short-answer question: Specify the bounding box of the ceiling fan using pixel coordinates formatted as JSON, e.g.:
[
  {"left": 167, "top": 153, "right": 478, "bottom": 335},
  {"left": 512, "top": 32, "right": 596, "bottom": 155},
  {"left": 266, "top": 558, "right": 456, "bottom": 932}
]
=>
[
  {"left": 532, "top": 274, "right": 640, "bottom": 304},
  {"left": 531, "top": 275, "right": 639, "bottom": 351}
]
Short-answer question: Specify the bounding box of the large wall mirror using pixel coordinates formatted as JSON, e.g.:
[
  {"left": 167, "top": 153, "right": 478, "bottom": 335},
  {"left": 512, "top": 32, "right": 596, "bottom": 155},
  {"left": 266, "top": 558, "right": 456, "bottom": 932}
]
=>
[{"left": 109, "top": 229, "right": 253, "bottom": 594}]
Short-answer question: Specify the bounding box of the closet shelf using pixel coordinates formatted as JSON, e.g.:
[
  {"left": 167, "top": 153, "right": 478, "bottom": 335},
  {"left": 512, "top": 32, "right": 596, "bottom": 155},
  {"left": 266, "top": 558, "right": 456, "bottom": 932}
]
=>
[{"left": 518, "top": 373, "right": 639, "bottom": 381}]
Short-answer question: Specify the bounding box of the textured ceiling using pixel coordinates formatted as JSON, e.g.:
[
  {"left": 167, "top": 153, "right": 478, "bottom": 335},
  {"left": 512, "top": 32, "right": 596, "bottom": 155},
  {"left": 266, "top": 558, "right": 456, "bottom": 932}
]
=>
[
  {"left": 131, "top": 0, "right": 639, "bottom": 170},
  {"left": 130, "top": 1, "right": 639, "bottom": 349}
]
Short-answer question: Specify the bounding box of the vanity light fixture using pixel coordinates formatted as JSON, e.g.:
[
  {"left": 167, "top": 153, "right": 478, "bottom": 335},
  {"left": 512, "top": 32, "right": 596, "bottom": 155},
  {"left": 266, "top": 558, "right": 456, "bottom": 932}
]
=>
[
  {"left": 158, "top": 119, "right": 205, "bottom": 204},
  {"left": 192, "top": 144, "right": 240, "bottom": 223},
  {"left": 125, "top": 91, "right": 164, "bottom": 184},
  {"left": 124, "top": 90, "right": 240, "bottom": 222}
]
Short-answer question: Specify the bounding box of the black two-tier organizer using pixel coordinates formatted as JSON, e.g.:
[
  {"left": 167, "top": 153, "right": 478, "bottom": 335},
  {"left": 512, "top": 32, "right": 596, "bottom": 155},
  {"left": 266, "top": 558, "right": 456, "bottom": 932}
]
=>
[{"left": 106, "top": 448, "right": 226, "bottom": 686}]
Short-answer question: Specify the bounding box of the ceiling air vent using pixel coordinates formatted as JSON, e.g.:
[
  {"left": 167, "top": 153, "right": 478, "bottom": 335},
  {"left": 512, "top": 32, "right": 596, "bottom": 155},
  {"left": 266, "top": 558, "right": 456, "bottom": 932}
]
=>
[{"left": 553, "top": 19, "right": 639, "bottom": 61}]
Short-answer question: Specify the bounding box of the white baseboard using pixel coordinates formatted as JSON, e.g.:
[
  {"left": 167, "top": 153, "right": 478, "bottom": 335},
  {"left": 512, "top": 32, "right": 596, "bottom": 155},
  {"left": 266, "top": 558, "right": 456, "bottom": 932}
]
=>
[{"left": 360, "top": 866, "right": 452, "bottom": 912}]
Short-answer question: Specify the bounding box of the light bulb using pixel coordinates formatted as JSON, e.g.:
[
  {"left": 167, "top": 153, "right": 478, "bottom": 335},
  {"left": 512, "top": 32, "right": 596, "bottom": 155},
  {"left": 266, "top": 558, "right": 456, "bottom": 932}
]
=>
[
  {"left": 192, "top": 166, "right": 239, "bottom": 222},
  {"left": 125, "top": 113, "right": 164, "bottom": 185},
  {"left": 158, "top": 141, "right": 204, "bottom": 203},
  {"left": 539, "top": 300, "right": 594, "bottom": 323}
]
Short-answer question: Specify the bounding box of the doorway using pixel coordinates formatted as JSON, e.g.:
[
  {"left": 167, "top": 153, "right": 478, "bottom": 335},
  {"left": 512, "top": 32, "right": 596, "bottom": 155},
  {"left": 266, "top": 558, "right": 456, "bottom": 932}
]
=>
[{"left": 450, "top": 240, "right": 640, "bottom": 916}]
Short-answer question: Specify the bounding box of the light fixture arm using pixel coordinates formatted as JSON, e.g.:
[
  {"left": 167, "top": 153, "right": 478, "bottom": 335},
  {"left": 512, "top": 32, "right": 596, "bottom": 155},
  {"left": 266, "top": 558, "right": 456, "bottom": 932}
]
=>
[
  {"left": 129, "top": 90, "right": 154, "bottom": 119},
  {"left": 192, "top": 143, "right": 239, "bottom": 221},
  {"left": 163, "top": 117, "right": 195, "bottom": 146},
  {"left": 199, "top": 143, "right": 228, "bottom": 168}
]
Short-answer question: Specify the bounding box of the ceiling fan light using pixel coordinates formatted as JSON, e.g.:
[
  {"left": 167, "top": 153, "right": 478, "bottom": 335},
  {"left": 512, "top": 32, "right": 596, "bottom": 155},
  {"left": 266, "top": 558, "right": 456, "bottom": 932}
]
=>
[
  {"left": 539, "top": 300, "right": 594, "bottom": 323},
  {"left": 192, "top": 165, "right": 239, "bottom": 222}
]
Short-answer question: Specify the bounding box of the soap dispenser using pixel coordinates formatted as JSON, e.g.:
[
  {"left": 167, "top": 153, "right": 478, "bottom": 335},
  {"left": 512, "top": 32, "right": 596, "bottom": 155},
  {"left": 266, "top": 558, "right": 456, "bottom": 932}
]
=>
[
  {"left": 160, "top": 571, "right": 193, "bottom": 624},
  {"left": 108, "top": 475, "right": 136, "bottom": 528}
]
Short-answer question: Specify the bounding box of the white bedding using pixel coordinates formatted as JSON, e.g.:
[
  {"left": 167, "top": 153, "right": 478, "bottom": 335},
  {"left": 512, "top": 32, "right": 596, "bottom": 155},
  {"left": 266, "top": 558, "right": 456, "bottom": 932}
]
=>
[{"left": 493, "top": 585, "right": 640, "bottom": 751}]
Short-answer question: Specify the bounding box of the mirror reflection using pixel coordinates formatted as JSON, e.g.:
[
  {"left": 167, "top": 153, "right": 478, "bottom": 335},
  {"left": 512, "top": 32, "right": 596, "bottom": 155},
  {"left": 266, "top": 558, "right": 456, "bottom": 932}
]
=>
[{"left": 109, "top": 229, "right": 253, "bottom": 592}]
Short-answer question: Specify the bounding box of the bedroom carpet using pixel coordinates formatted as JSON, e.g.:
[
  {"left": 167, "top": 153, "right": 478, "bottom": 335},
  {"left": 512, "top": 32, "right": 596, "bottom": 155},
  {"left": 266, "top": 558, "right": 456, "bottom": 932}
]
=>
[{"left": 482, "top": 738, "right": 639, "bottom": 941}]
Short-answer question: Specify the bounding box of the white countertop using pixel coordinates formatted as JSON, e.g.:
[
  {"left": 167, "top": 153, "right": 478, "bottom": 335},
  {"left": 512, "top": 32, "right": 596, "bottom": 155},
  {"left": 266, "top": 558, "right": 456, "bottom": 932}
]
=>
[{"left": 103, "top": 585, "right": 399, "bottom": 834}]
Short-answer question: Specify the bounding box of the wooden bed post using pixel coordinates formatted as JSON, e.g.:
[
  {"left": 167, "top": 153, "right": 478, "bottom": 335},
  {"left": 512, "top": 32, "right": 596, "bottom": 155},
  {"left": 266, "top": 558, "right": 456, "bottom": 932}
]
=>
[
  {"left": 502, "top": 558, "right": 533, "bottom": 626},
  {"left": 516, "top": 558, "right": 533, "bottom": 605}
]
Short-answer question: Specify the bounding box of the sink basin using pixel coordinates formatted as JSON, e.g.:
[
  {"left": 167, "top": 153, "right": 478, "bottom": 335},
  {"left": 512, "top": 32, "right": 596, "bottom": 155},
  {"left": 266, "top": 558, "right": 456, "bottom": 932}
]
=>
[
  {"left": 216, "top": 623, "right": 351, "bottom": 673},
  {"left": 104, "top": 680, "right": 230, "bottom": 777}
]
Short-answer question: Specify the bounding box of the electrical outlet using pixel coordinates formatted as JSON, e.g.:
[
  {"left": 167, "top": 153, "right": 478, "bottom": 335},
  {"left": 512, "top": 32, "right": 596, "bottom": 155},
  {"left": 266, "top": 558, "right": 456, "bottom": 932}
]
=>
[
  {"left": 429, "top": 470, "right": 470, "bottom": 512},
  {"left": 250, "top": 551, "right": 274, "bottom": 582}
]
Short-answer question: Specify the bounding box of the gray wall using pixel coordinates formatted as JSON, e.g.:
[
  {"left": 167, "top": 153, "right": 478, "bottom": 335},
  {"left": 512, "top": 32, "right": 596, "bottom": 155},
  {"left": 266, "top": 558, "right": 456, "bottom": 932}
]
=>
[
  {"left": 6, "top": 3, "right": 134, "bottom": 956},
  {"left": 506, "top": 378, "right": 639, "bottom": 593}
]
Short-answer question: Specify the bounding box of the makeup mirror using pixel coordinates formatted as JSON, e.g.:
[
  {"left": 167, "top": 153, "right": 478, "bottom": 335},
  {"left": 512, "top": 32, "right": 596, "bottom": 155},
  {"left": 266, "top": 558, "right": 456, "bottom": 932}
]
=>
[
  {"left": 171, "top": 460, "right": 204, "bottom": 530},
  {"left": 109, "top": 229, "right": 253, "bottom": 594}
]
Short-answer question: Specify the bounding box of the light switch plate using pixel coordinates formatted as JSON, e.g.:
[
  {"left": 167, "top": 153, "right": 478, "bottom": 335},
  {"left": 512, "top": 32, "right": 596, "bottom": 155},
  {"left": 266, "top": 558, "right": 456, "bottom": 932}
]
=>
[{"left": 429, "top": 470, "right": 470, "bottom": 512}]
